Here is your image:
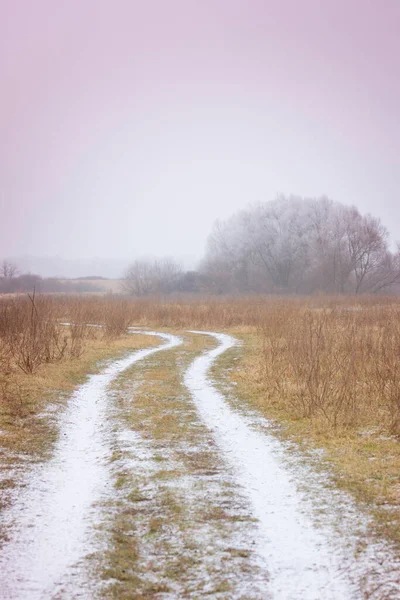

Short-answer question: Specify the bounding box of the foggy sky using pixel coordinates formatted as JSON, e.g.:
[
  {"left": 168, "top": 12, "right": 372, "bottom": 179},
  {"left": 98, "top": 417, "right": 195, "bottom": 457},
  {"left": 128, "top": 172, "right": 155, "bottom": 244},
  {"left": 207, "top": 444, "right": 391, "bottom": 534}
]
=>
[{"left": 1, "top": 0, "right": 400, "bottom": 273}]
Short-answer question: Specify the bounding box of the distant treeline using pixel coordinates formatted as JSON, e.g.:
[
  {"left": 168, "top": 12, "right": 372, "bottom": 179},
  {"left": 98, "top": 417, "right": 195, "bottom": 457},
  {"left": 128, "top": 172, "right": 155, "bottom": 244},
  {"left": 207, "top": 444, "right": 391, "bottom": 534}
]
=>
[{"left": 0, "top": 270, "right": 105, "bottom": 294}]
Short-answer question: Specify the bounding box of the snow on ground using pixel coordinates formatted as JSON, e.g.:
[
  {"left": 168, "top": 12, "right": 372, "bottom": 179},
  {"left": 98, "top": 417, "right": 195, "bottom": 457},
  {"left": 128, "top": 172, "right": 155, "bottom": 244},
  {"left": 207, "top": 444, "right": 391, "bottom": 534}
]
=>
[
  {"left": 101, "top": 362, "right": 271, "bottom": 598},
  {"left": 0, "top": 332, "right": 181, "bottom": 600},
  {"left": 184, "top": 331, "right": 400, "bottom": 600}
]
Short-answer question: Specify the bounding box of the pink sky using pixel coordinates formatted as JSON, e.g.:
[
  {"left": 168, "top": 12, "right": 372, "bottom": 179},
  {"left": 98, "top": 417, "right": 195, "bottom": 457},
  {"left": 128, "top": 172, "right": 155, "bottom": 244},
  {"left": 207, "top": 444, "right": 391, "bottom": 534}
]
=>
[{"left": 1, "top": 0, "right": 399, "bottom": 268}]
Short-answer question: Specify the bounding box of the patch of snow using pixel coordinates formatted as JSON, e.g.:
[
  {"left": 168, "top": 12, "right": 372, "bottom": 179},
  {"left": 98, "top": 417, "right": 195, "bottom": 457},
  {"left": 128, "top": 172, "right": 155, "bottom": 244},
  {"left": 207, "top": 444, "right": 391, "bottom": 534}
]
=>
[{"left": 105, "top": 419, "right": 271, "bottom": 598}]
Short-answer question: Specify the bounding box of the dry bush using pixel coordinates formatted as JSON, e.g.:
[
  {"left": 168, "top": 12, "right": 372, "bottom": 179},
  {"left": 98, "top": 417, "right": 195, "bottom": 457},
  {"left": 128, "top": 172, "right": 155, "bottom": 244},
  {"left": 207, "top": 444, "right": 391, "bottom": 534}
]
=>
[
  {"left": 0, "top": 374, "right": 31, "bottom": 418},
  {"left": 257, "top": 301, "right": 400, "bottom": 435},
  {"left": 286, "top": 311, "right": 360, "bottom": 427},
  {"left": 0, "top": 293, "right": 68, "bottom": 374},
  {"left": 0, "top": 294, "right": 132, "bottom": 416},
  {"left": 372, "top": 310, "right": 400, "bottom": 435},
  {"left": 56, "top": 297, "right": 101, "bottom": 358},
  {"left": 102, "top": 299, "right": 131, "bottom": 339},
  {"left": 0, "top": 331, "right": 11, "bottom": 373},
  {"left": 68, "top": 323, "right": 91, "bottom": 359},
  {"left": 0, "top": 294, "right": 110, "bottom": 379}
]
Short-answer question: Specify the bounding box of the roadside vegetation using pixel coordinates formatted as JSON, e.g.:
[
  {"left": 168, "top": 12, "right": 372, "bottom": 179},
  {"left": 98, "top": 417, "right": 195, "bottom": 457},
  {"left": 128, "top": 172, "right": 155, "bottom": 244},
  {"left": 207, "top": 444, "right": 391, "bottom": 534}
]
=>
[{"left": 0, "top": 294, "right": 158, "bottom": 513}]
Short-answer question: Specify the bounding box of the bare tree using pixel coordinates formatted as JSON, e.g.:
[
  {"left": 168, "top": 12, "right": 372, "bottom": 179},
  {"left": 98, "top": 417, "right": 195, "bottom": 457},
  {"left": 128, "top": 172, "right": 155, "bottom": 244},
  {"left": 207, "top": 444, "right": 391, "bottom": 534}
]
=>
[
  {"left": 308, "top": 199, "right": 353, "bottom": 293},
  {"left": 0, "top": 260, "right": 18, "bottom": 280},
  {"left": 358, "top": 245, "right": 400, "bottom": 294},
  {"left": 123, "top": 258, "right": 182, "bottom": 296},
  {"left": 203, "top": 212, "right": 258, "bottom": 292},
  {"left": 344, "top": 212, "right": 388, "bottom": 293},
  {"left": 248, "top": 197, "right": 313, "bottom": 292}
]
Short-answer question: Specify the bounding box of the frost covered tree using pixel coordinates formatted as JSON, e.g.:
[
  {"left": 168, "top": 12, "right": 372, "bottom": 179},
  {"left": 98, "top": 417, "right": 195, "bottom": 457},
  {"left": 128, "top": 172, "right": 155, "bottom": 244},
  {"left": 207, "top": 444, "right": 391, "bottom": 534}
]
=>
[{"left": 202, "top": 196, "right": 400, "bottom": 294}]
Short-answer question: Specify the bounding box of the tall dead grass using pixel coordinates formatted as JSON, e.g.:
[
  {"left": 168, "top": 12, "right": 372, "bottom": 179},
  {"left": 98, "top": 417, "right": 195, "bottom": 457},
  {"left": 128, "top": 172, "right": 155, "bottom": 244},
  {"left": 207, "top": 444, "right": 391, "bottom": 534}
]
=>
[
  {"left": 1, "top": 292, "right": 400, "bottom": 437},
  {"left": 55, "top": 294, "right": 400, "bottom": 436},
  {"left": 0, "top": 293, "right": 91, "bottom": 374},
  {"left": 257, "top": 303, "right": 400, "bottom": 436}
]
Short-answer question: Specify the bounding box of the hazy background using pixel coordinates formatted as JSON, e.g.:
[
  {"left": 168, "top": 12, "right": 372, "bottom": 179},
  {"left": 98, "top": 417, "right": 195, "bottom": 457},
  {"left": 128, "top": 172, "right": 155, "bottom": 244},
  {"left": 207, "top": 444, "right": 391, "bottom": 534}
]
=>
[{"left": 1, "top": 0, "right": 399, "bottom": 277}]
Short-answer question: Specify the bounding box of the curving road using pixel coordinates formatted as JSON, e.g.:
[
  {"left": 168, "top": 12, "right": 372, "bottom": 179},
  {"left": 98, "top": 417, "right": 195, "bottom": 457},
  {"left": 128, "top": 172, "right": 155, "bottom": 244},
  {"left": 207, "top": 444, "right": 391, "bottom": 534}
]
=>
[
  {"left": 0, "top": 331, "right": 182, "bottom": 599},
  {"left": 0, "top": 329, "right": 399, "bottom": 599}
]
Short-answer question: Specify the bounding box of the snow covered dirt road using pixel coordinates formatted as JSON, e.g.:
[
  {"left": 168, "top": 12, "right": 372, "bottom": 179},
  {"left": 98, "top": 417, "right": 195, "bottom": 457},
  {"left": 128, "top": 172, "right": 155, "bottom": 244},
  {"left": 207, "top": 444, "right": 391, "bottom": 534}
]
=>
[
  {"left": 0, "top": 328, "right": 399, "bottom": 599},
  {"left": 0, "top": 331, "right": 181, "bottom": 600}
]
